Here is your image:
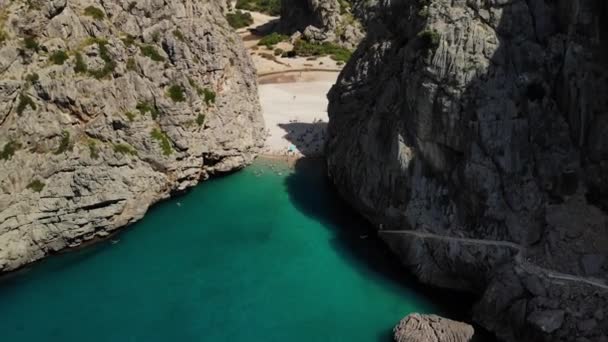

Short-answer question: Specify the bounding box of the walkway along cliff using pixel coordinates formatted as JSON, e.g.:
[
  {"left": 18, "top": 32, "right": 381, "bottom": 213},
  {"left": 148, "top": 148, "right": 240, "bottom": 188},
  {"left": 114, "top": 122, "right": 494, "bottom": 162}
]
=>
[
  {"left": 326, "top": 0, "right": 608, "bottom": 341},
  {"left": 0, "top": 0, "right": 264, "bottom": 272}
]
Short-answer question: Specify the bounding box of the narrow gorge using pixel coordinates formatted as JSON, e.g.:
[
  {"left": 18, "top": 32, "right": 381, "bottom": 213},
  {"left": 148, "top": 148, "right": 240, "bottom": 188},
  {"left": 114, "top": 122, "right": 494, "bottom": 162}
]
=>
[{"left": 0, "top": 0, "right": 607, "bottom": 341}]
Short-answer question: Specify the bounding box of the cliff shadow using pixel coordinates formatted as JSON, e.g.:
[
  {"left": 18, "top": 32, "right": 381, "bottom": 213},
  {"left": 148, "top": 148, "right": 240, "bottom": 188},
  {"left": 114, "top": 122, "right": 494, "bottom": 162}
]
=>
[
  {"left": 282, "top": 158, "right": 482, "bottom": 334},
  {"left": 278, "top": 122, "right": 327, "bottom": 157}
]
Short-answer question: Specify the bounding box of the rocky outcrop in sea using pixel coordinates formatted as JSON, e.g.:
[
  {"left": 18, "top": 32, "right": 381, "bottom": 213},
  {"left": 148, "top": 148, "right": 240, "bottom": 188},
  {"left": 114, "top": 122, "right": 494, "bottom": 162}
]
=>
[
  {"left": 0, "top": 0, "right": 264, "bottom": 272},
  {"left": 394, "top": 314, "right": 474, "bottom": 342},
  {"left": 326, "top": 0, "right": 608, "bottom": 341}
]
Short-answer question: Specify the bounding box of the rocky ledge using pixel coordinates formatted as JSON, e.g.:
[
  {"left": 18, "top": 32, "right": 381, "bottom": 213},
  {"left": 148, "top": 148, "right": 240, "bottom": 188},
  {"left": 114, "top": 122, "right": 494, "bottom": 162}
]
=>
[
  {"left": 327, "top": 0, "right": 608, "bottom": 341},
  {"left": 0, "top": 0, "right": 265, "bottom": 272},
  {"left": 279, "top": 0, "right": 366, "bottom": 49},
  {"left": 394, "top": 314, "right": 474, "bottom": 342}
]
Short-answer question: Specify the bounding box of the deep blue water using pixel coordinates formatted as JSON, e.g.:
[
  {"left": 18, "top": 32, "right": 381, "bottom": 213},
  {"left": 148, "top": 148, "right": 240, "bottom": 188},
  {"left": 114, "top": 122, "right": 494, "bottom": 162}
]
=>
[{"left": 0, "top": 158, "right": 453, "bottom": 341}]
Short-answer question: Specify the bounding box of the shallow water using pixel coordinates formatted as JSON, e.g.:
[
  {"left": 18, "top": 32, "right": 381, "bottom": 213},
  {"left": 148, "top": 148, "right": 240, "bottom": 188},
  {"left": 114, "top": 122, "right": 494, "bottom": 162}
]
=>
[{"left": 0, "top": 158, "right": 453, "bottom": 341}]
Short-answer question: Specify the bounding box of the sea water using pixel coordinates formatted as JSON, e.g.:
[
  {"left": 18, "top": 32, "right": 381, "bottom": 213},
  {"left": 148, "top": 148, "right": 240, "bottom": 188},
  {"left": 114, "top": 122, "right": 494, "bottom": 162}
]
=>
[{"left": 0, "top": 158, "right": 450, "bottom": 342}]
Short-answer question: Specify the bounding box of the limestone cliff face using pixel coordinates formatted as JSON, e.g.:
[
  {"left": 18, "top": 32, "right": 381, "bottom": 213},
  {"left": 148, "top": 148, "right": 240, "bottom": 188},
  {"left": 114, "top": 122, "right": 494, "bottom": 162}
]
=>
[
  {"left": 279, "top": 0, "right": 364, "bottom": 48},
  {"left": 0, "top": 0, "right": 264, "bottom": 272},
  {"left": 327, "top": 0, "right": 608, "bottom": 341}
]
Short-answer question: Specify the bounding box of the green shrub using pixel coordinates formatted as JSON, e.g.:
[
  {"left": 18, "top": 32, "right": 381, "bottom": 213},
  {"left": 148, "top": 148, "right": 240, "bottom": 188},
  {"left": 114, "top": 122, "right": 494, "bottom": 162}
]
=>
[
  {"left": 126, "top": 57, "right": 137, "bottom": 71},
  {"left": 54, "top": 131, "right": 71, "bottom": 155},
  {"left": 167, "top": 84, "right": 186, "bottom": 102},
  {"left": 74, "top": 52, "right": 88, "bottom": 73},
  {"left": 293, "top": 40, "right": 352, "bottom": 62},
  {"left": 25, "top": 73, "right": 39, "bottom": 83},
  {"left": 84, "top": 6, "right": 105, "bottom": 20},
  {"left": 202, "top": 88, "right": 216, "bottom": 105},
  {"left": 0, "top": 140, "right": 20, "bottom": 160},
  {"left": 150, "top": 128, "right": 173, "bottom": 156},
  {"left": 88, "top": 140, "right": 99, "bottom": 159},
  {"left": 27, "top": 179, "right": 45, "bottom": 192},
  {"left": 196, "top": 114, "right": 205, "bottom": 126},
  {"left": 418, "top": 29, "right": 441, "bottom": 50},
  {"left": 88, "top": 41, "right": 115, "bottom": 79},
  {"left": 225, "top": 10, "right": 253, "bottom": 29},
  {"left": 0, "top": 29, "right": 8, "bottom": 45},
  {"left": 140, "top": 44, "right": 165, "bottom": 62},
  {"left": 125, "top": 111, "right": 136, "bottom": 122},
  {"left": 235, "top": 0, "right": 280, "bottom": 16},
  {"left": 274, "top": 48, "right": 284, "bottom": 56},
  {"left": 136, "top": 101, "right": 159, "bottom": 119},
  {"left": 121, "top": 34, "right": 136, "bottom": 46},
  {"left": 50, "top": 50, "right": 69, "bottom": 65},
  {"left": 173, "top": 29, "right": 185, "bottom": 42},
  {"left": 16, "top": 93, "right": 36, "bottom": 115},
  {"left": 113, "top": 143, "right": 137, "bottom": 156},
  {"left": 23, "top": 36, "right": 39, "bottom": 51},
  {"left": 258, "top": 32, "right": 287, "bottom": 48}
]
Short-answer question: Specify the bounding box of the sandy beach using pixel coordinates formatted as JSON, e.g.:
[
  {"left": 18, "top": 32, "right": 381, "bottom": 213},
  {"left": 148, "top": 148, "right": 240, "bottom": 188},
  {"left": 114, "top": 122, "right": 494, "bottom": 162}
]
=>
[
  {"left": 228, "top": 4, "right": 343, "bottom": 159},
  {"left": 258, "top": 71, "right": 338, "bottom": 158}
]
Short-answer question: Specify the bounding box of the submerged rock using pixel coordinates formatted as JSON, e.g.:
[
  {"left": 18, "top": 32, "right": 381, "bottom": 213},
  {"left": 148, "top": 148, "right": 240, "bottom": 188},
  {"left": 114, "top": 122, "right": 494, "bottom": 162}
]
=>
[
  {"left": 327, "top": 0, "right": 608, "bottom": 340},
  {"left": 393, "top": 314, "right": 474, "bottom": 342},
  {"left": 0, "top": 0, "right": 264, "bottom": 272}
]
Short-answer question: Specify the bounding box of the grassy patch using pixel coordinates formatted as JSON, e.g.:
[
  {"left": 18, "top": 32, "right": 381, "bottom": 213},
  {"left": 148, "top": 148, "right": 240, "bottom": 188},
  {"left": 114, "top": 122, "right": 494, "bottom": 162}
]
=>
[
  {"left": 167, "top": 84, "right": 186, "bottom": 102},
  {"left": 140, "top": 44, "right": 165, "bottom": 62},
  {"left": 25, "top": 73, "right": 39, "bottom": 83},
  {"left": 16, "top": 93, "right": 36, "bottom": 115},
  {"left": 126, "top": 57, "right": 137, "bottom": 71},
  {"left": 293, "top": 40, "right": 352, "bottom": 62},
  {"left": 88, "top": 140, "right": 99, "bottom": 159},
  {"left": 49, "top": 50, "right": 69, "bottom": 65},
  {"left": 27, "top": 179, "right": 45, "bottom": 192},
  {"left": 235, "top": 0, "right": 280, "bottom": 16},
  {"left": 274, "top": 48, "right": 284, "bottom": 56},
  {"left": 54, "top": 131, "right": 71, "bottom": 155},
  {"left": 136, "top": 101, "right": 159, "bottom": 119},
  {"left": 22, "top": 36, "right": 39, "bottom": 51},
  {"left": 202, "top": 88, "right": 216, "bottom": 105},
  {"left": 258, "top": 32, "right": 287, "bottom": 48},
  {"left": 124, "top": 111, "right": 136, "bottom": 122},
  {"left": 88, "top": 40, "right": 116, "bottom": 79},
  {"left": 0, "top": 140, "right": 20, "bottom": 160},
  {"left": 84, "top": 6, "right": 105, "bottom": 20},
  {"left": 150, "top": 128, "right": 173, "bottom": 156},
  {"left": 121, "top": 34, "right": 137, "bottom": 47},
  {"left": 74, "top": 52, "right": 88, "bottom": 73},
  {"left": 173, "top": 29, "right": 185, "bottom": 42},
  {"left": 113, "top": 143, "right": 137, "bottom": 156},
  {"left": 225, "top": 10, "right": 253, "bottom": 29},
  {"left": 0, "top": 29, "right": 7, "bottom": 46},
  {"left": 196, "top": 114, "right": 205, "bottom": 126}
]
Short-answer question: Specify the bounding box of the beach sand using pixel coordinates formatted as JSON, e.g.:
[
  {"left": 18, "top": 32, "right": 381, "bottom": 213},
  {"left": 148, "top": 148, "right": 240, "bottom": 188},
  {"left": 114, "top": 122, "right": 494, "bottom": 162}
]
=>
[{"left": 259, "top": 71, "right": 339, "bottom": 158}]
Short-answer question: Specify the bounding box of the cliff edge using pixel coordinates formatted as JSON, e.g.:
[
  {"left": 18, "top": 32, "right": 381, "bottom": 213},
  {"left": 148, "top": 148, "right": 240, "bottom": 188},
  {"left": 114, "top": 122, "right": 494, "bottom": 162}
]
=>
[
  {"left": 327, "top": 0, "right": 608, "bottom": 341},
  {"left": 0, "top": 0, "right": 264, "bottom": 272}
]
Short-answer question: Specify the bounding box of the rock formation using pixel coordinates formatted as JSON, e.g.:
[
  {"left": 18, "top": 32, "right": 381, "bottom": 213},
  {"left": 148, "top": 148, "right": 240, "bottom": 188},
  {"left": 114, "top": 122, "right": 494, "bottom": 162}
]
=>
[
  {"left": 0, "top": 0, "right": 264, "bottom": 272},
  {"left": 279, "top": 0, "right": 364, "bottom": 49},
  {"left": 394, "top": 314, "right": 474, "bottom": 342},
  {"left": 327, "top": 0, "right": 608, "bottom": 341}
]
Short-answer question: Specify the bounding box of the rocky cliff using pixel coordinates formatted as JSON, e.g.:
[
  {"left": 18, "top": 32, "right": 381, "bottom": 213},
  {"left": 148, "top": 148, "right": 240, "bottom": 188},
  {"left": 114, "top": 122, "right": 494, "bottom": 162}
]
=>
[
  {"left": 327, "top": 0, "right": 608, "bottom": 341},
  {"left": 279, "top": 0, "right": 364, "bottom": 49},
  {"left": 0, "top": 0, "right": 264, "bottom": 272}
]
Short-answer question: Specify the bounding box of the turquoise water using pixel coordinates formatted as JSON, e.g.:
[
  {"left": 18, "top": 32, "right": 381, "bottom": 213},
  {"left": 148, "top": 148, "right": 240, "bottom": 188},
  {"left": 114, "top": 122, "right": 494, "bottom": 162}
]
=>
[{"left": 0, "top": 159, "right": 445, "bottom": 341}]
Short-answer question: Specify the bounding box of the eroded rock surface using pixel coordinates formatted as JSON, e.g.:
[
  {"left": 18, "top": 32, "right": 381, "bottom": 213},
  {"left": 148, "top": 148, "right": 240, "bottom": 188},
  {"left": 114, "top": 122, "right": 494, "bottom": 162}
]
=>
[
  {"left": 279, "top": 0, "right": 364, "bottom": 48},
  {"left": 327, "top": 0, "right": 608, "bottom": 341},
  {"left": 394, "top": 314, "right": 474, "bottom": 342},
  {"left": 0, "top": 0, "right": 264, "bottom": 272}
]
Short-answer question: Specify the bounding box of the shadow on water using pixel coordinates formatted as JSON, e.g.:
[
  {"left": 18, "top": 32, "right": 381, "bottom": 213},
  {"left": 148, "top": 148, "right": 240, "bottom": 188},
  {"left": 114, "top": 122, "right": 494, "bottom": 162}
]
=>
[
  {"left": 282, "top": 158, "right": 489, "bottom": 337},
  {"left": 278, "top": 122, "right": 327, "bottom": 157}
]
